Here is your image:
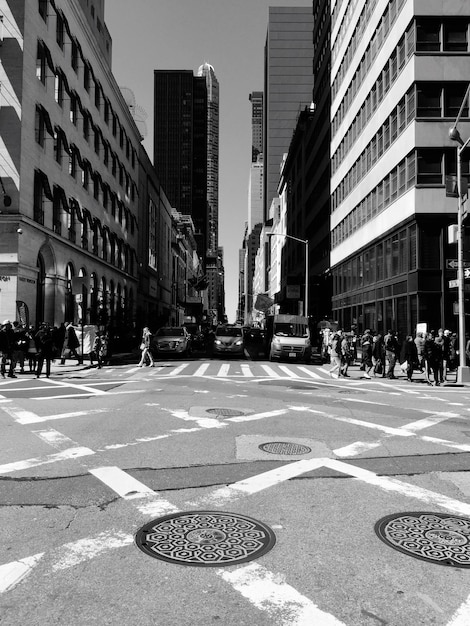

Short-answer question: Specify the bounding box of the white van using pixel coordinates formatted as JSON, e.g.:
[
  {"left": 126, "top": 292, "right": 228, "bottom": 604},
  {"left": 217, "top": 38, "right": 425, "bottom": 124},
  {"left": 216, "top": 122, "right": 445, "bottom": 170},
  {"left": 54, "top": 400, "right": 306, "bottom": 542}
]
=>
[{"left": 267, "top": 314, "right": 311, "bottom": 363}]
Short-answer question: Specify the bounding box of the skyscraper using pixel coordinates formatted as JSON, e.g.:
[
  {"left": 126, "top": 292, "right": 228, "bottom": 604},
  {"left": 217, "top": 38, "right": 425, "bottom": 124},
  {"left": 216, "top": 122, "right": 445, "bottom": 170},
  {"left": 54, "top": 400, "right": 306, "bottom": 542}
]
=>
[
  {"left": 263, "top": 7, "right": 314, "bottom": 223},
  {"left": 153, "top": 70, "right": 208, "bottom": 257}
]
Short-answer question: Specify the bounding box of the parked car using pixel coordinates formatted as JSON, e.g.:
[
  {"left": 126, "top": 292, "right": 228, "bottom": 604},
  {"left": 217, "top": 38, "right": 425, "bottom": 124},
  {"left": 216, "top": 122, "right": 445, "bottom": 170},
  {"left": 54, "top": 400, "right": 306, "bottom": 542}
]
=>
[
  {"left": 212, "top": 325, "right": 245, "bottom": 357},
  {"left": 152, "top": 326, "right": 192, "bottom": 357}
]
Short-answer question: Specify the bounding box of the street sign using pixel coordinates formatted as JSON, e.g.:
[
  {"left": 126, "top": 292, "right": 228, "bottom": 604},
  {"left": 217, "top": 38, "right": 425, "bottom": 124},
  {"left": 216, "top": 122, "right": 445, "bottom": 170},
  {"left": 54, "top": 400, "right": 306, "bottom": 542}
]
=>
[
  {"left": 446, "top": 259, "right": 470, "bottom": 269},
  {"left": 449, "top": 279, "right": 459, "bottom": 288}
]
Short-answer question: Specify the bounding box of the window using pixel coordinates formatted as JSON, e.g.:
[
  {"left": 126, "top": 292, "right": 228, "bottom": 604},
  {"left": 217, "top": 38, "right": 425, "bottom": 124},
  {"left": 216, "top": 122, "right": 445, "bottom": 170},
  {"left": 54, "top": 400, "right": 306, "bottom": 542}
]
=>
[
  {"left": 54, "top": 130, "right": 62, "bottom": 164},
  {"left": 445, "top": 83, "right": 469, "bottom": 118},
  {"left": 36, "top": 42, "right": 47, "bottom": 84},
  {"left": 35, "top": 105, "right": 45, "bottom": 146},
  {"left": 71, "top": 39, "right": 79, "bottom": 72},
  {"left": 417, "top": 84, "right": 441, "bottom": 117},
  {"left": 84, "top": 63, "right": 91, "bottom": 93},
  {"left": 417, "top": 20, "right": 441, "bottom": 51},
  {"left": 54, "top": 72, "right": 64, "bottom": 107},
  {"left": 56, "top": 12, "right": 65, "bottom": 49},
  {"left": 94, "top": 82, "right": 101, "bottom": 110},
  {"left": 70, "top": 93, "right": 78, "bottom": 125},
  {"left": 444, "top": 20, "right": 468, "bottom": 52},
  {"left": 39, "top": 0, "right": 48, "bottom": 22},
  {"left": 94, "top": 128, "right": 100, "bottom": 155},
  {"left": 417, "top": 149, "right": 443, "bottom": 185}
]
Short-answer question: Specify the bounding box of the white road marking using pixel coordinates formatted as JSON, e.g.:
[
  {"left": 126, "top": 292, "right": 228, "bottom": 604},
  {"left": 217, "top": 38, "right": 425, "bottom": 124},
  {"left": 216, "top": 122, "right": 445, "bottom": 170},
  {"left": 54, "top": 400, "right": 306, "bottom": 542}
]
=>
[
  {"left": 188, "top": 458, "right": 325, "bottom": 507},
  {"left": 41, "top": 378, "right": 107, "bottom": 395},
  {"left": 226, "top": 409, "right": 288, "bottom": 423},
  {"left": 218, "top": 563, "right": 347, "bottom": 626},
  {"left": 193, "top": 363, "right": 210, "bottom": 376},
  {"left": 278, "top": 365, "right": 298, "bottom": 378},
  {"left": 333, "top": 441, "right": 382, "bottom": 457},
  {"left": 297, "top": 366, "right": 322, "bottom": 378},
  {"left": 402, "top": 413, "right": 460, "bottom": 432},
  {"left": 32, "top": 389, "right": 144, "bottom": 400},
  {"left": 11, "top": 408, "right": 113, "bottom": 424},
  {"left": 337, "top": 398, "right": 389, "bottom": 406},
  {"left": 50, "top": 531, "right": 134, "bottom": 572},
  {"left": 0, "top": 446, "right": 94, "bottom": 474},
  {"left": 167, "top": 363, "right": 189, "bottom": 376},
  {"left": 217, "top": 364, "right": 230, "bottom": 377},
  {"left": 240, "top": 364, "right": 253, "bottom": 377},
  {"left": 0, "top": 553, "right": 44, "bottom": 593},
  {"left": 260, "top": 364, "right": 281, "bottom": 377},
  {"left": 447, "top": 593, "right": 470, "bottom": 625}
]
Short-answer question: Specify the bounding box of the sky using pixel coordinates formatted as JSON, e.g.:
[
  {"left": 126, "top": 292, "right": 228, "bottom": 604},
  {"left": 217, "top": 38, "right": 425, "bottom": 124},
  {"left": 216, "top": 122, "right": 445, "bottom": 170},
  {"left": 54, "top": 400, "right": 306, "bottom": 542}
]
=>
[{"left": 104, "top": 0, "right": 309, "bottom": 323}]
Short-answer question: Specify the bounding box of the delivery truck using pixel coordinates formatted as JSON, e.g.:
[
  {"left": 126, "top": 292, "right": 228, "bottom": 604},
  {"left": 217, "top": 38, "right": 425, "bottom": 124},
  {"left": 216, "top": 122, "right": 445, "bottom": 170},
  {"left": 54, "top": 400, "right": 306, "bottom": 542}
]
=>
[{"left": 265, "top": 314, "right": 311, "bottom": 363}]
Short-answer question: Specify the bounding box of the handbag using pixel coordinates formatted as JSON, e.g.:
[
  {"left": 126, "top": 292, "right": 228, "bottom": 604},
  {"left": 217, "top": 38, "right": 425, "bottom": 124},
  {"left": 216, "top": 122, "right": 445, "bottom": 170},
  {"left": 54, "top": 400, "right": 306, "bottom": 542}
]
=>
[
  {"left": 400, "top": 360, "right": 408, "bottom": 372},
  {"left": 139, "top": 342, "right": 145, "bottom": 350}
]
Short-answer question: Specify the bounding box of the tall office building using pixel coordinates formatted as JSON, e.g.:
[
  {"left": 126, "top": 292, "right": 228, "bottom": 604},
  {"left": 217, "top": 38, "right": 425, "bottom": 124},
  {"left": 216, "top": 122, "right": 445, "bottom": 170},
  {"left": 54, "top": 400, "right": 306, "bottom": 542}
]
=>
[
  {"left": 249, "top": 91, "right": 263, "bottom": 163},
  {"left": 330, "top": 0, "right": 470, "bottom": 335},
  {"left": 153, "top": 70, "right": 208, "bottom": 258},
  {"left": 263, "top": 6, "right": 314, "bottom": 223},
  {"left": 197, "top": 63, "right": 219, "bottom": 255}
]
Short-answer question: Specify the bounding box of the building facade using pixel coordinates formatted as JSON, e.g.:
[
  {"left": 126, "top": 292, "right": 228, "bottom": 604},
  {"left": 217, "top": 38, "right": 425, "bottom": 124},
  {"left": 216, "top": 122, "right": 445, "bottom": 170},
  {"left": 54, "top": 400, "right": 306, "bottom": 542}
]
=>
[
  {"left": 0, "top": 0, "right": 141, "bottom": 333},
  {"left": 263, "top": 6, "right": 315, "bottom": 223},
  {"left": 330, "top": 0, "right": 470, "bottom": 336}
]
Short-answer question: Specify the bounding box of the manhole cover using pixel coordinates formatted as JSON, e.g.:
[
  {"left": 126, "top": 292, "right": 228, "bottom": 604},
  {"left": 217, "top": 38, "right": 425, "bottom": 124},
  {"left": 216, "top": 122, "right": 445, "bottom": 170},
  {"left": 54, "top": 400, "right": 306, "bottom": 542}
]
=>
[
  {"left": 259, "top": 442, "right": 312, "bottom": 455},
  {"left": 375, "top": 512, "right": 470, "bottom": 567},
  {"left": 135, "top": 511, "right": 276, "bottom": 567},
  {"left": 206, "top": 408, "right": 245, "bottom": 417}
]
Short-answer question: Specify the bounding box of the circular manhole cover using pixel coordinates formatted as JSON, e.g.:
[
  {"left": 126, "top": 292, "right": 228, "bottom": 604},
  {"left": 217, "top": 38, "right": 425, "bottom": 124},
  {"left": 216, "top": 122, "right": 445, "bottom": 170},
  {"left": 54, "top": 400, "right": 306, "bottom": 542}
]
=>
[
  {"left": 259, "top": 442, "right": 312, "bottom": 455},
  {"left": 375, "top": 512, "right": 470, "bottom": 567},
  {"left": 206, "top": 408, "right": 245, "bottom": 417},
  {"left": 135, "top": 511, "right": 276, "bottom": 567}
]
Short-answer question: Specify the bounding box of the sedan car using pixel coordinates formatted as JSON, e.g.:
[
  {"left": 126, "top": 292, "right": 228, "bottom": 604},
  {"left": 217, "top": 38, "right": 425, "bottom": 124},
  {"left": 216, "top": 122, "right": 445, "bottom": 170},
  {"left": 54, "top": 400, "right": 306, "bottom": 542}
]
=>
[
  {"left": 152, "top": 326, "right": 192, "bottom": 357},
  {"left": 212, "top": 325, "right": 245, "bottom": 357}
]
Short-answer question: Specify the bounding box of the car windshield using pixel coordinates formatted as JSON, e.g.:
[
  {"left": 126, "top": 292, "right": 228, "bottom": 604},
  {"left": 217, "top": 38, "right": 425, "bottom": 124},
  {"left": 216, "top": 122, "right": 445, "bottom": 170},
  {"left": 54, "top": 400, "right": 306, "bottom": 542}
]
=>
[
  {"left": 157, "top": 328, "right": 184, "bottom": 337},
  {"left": 216, "top": 326, "right": 242, "bottom": 337},
  {"left": 274, "top": 323, "right": 308, "bottom": 338}
]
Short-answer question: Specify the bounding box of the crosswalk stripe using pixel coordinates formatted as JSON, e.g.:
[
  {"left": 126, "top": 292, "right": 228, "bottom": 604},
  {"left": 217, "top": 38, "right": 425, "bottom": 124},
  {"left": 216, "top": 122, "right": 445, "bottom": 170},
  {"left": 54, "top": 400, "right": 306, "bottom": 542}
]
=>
[
  {"left": 241, "top": 364, "right": 254, "bottom": 377},
  {"left": 169, "top": 363, "right": 190, "bottom": 376},
  {"left": 297, "top": 366, "right": 323, "bottom": 379},
  {"left": 260, "top": 364, "right": 281, "bottom": 377},
  {"left": 217, "top": 364, "right": 230, "bottom": 377},
  {"left": 278, "top": 365, "right": 298, "bottom": 378},
  {"left": 193, "top": 363, "right": 210, "bottom": 376}
]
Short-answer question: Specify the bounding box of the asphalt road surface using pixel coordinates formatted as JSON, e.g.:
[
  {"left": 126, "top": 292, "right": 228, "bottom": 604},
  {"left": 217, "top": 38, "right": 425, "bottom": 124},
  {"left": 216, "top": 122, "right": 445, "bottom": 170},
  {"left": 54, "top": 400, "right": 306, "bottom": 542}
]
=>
[{"left": 1, "top": 357, "right": 470, "bottom": 625}]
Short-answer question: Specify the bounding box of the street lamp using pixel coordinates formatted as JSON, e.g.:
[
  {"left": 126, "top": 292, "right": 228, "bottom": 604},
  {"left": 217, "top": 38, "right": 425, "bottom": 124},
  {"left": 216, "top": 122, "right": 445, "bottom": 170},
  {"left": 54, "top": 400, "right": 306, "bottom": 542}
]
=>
[
  {"left": 449, "top": 104, "right": 470, "bottom": 382},
  {"left": 268, "top": 232, "right": 309, "bottom": 318}
]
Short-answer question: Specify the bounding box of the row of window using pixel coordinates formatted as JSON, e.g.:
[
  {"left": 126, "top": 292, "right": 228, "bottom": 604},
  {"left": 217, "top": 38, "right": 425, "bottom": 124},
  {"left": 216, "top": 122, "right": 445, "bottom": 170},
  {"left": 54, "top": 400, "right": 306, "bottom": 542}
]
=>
[
  {"left": 332, "top": 149, "right": 469, "bottom": 249},
  {"left": 333, "top": 22, "right": 415, "bottom": 140},
  {"left": 333, "top": 224, "right": 417, "bottom": 294},
  {"left": 34, "top": 170, "right": 136, "bottom": 276},
  {"left": 35, "top": 106, "right": 136, "bottom": 235},
  {"left": 37, "top": 1, "right": 137, "bottom": 168},
  {"left": 332, "top": 0, "right": 403, "bottom": 94}
]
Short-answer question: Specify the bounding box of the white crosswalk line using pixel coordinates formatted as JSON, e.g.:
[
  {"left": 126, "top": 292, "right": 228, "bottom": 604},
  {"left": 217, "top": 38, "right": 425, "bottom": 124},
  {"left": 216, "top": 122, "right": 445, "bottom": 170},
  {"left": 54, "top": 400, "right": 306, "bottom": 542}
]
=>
[
  {"left": 278, "top": 365, "right": 298, "bottom": 378},
  {"left": 169, "top": 363, "right": 190, "bottom": 376},
  {"left": 193, "top": 363, "right": 210, "bottom": 376},
  {"left": 260, "top": 364, "right": 281, "bottom": 377},
  {"left": 217, "top": 364, "right": 230, "bottom": 377},
  {"left": 297, "top": 366, "right": 323, "bottom": 379},
  {"left": 241, "top": 364, "right": 254, "bottom": 377}
]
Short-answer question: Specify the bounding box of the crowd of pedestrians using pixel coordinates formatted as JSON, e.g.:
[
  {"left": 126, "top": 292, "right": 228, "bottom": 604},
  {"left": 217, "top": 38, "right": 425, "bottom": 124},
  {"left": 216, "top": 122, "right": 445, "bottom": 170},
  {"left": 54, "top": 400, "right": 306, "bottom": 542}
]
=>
[
  {"left": 0, "top": 320, "right": 110, "bottom": 378},
  {"left": 326, "top": 326, "right": 465, "bottom": 385}
]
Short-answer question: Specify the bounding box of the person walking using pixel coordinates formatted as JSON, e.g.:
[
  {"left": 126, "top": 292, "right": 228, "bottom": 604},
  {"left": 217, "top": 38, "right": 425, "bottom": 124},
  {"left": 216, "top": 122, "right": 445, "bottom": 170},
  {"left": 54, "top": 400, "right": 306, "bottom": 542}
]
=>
[
  {"left": 414, "top": 332, "right": 426, "bottom": 373},
  {"left": 340, "top": 332, "right": 352, "bottom": 377},
  {"left": 424, "top": 331, "right": 441, "bottom": 385},
  {"left": 360, "top": 329, "right": 374, "bottom": 379},
  {"left": 400, "top": 335, "right": 418, "bottom": 382},
  {"left": 384, "top": 329, "right": 400, "bottom": 379},
  {"left": 372, "top": 333, "right": 385, "bottom": 377},
  {"left": 60, "top": 322, "right": 80, "bottom": 364},
  {"left": 26, "top": 325, "right": 38, "bottom": 373},
  {"left": 35, "top": 322, "right": 55, "bottom": 378},
  {"left": 11, "top": 321, "right": 27, "bottom": 374},
  {"left": 328, "top": 330, "right": 342, "bottom": 378},
  {"left": 434, "top": 328, "right": 450, "bottom": 383},
  {"left": 138, "top": 327, "right": 155, "bottom": 367}
]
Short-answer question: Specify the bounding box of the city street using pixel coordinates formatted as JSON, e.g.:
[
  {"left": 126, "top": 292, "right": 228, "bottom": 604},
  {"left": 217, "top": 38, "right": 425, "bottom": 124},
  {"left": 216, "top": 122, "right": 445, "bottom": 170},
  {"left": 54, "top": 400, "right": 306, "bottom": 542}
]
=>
[{"left": 1, "top": 358, "right": 470, "bottom": 625}]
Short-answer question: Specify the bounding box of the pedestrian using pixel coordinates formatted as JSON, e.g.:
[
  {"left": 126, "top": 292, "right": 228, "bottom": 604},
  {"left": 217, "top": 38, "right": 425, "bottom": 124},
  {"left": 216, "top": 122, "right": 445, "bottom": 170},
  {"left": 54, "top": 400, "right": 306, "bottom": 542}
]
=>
[
  {"left": 340, "top": 332, "right": 352, "bottom": 377},
  {"left": 360, "top": 329, "right": 374, "bottom": 379},
  {"left": 399, "top": 335, "right": 418, "bottom": 382},
  {"left": 434, "top": 328, "right": 450, "bottom": 383},
  {"left": 384, "top": 329, "right": 400, "bottom": 379},
  {"left": 424, "top": 331, "right": 441, "bottom": 385},
  {"left": 11, "top": 321, "right": 27, "bottom": 374},
  {"left": 372, "top": 333, "right": 385, "bottom": 377},
  {"left": 93, "top": 331, "right": 107, "bottom": 369},
  {"left": 138, "top": 326, "right": 155, "bottom": 367},
  {"left": 60, "top": 322, "right": 80, "bottom": 364},
  {"left": 35, "top": 322, "right": 55, "bottom": 378},
  {"left": 449, "top": 332, "right": 458, "bottom": 371},
  {"left": 0, "top": 320, "right": 16, "bottom": 378},
  {"left": 328, "top": 329, "right": 342, "bottom": 378},
  {"left": 414, "top": 332, "right": 426, "bottom": 373},
  {"left": 26, "top": 325, "right": 38, "bottom": 372}
]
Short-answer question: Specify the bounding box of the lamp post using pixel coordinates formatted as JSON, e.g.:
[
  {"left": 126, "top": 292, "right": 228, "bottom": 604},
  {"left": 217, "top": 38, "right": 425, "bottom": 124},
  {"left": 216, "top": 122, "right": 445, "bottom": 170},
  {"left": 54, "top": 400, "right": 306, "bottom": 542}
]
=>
[
  {"left": 449, "top": 123, "right": 470, "bottom": 383},
  {"left": 268, "top": 233, "right": 309, "bottom": 318}
]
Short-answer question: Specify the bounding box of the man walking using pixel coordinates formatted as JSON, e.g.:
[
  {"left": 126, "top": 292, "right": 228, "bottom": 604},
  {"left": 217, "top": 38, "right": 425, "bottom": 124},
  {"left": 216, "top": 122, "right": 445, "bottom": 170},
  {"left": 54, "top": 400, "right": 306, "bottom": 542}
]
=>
[{"left": 384, "top": 329, "right": 400, "bottom": 379}]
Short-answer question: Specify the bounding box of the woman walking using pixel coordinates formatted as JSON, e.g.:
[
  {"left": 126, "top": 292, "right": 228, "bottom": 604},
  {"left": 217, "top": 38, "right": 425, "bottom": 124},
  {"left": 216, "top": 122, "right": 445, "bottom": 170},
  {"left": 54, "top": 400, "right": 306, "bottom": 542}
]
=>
[
  {"left": 138, "top": 327, "right": 155, "bottom": 367},
  {"left": 400, "top": 335, "right": 418, "bottom": 382},
  {"left": 35, "top": 322, "right": 55, "bottom": 378},
  {"left": 328, "top": 330, "right": 342, "bottom": 378}
]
